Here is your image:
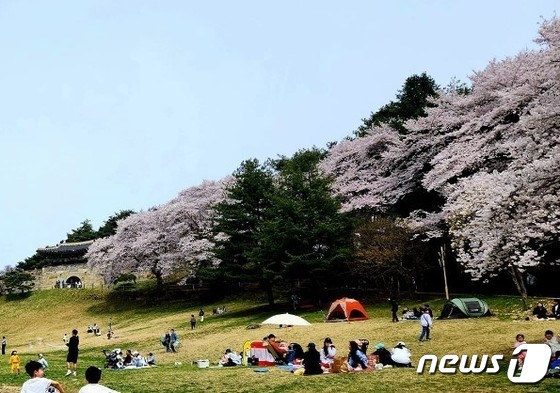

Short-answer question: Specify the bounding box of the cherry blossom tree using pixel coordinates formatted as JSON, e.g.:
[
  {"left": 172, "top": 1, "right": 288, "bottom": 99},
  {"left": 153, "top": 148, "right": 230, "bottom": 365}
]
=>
[
  {"left": 322, "top": 17, "right": 560, "bottom": 303},
  {"left": 419, "top": 18, "right": 560, "bottom": 304},
  {"left": 87, "top": 179, "right": 230, "bottom": 289},
  {"left": 320, "top": 126, "right": 403, "bottom": 212}
]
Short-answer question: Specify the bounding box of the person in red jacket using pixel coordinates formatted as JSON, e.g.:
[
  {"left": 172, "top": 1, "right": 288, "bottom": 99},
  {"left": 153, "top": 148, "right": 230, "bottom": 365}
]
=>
[{"left": 267, "top": 334, "right": 287, "bottom": 362}]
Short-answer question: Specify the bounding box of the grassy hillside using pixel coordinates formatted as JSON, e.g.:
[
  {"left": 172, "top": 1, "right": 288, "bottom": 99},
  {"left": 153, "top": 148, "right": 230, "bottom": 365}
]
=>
[{"left": 0, "top": 289, "right": 557, "bottom": 392}]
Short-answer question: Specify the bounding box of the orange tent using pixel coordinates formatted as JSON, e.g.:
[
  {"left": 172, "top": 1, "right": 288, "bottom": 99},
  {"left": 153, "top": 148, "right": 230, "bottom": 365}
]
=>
[{"left": 326, "top": 297, "right": 369, "bottom": 321}]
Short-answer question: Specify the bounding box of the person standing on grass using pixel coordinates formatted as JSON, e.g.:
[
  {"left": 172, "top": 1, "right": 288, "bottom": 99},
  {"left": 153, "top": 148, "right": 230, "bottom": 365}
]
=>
[
  {"left": 418, "top": 308, "right": 433, "bottom": 343},
  {"left": 66, "top": 329, "right": 79, "bottom": 376},
  {"left": 389, "top": 298, "right": 399, "bottom": 322},
  {"left": 10, "top": 350, "right": 21, "bottom": 374},
  {"left": 164, "top": 330, "right": 171, "bottom": 352},
  {"left": 170, "top": 329, "right": 178, "bottom": 352},
  {"left": 199, "top": 308, "right": 205, "bottom": 322},
  {"left": 21, "top": 360, "right": 65, "bottom": 393},
  {"left": 1, "top": 336, "right": 6, "bottom": 355},
  {"left": 190, "top": 314, "right": 196, "bottom": 330}
]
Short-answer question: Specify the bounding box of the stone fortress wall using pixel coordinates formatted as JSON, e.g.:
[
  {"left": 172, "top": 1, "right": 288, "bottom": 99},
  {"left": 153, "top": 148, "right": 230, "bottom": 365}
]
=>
[{"left": 30, "top": 263, "right": 105, "bottom": 290}]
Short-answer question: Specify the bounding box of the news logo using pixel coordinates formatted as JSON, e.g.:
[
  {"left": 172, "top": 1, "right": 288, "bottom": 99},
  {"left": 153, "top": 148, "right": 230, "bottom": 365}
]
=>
[
  {"left": 417, "top": 343, "right": 552, "bottom": 384},
  {"left": 507, "top": 343, "right": 551, "bottom": 383}
]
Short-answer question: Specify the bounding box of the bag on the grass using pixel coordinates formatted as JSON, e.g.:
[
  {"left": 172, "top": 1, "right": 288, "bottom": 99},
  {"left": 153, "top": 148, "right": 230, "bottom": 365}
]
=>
[{"left": 331, "top": 356, "right": 346, "bottom": 373}]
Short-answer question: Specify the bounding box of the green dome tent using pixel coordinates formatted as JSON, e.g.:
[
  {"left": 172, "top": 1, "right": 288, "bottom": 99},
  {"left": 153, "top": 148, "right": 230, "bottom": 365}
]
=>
[{"left": 439, "top": 298, "right": 491, "bottom": 319}]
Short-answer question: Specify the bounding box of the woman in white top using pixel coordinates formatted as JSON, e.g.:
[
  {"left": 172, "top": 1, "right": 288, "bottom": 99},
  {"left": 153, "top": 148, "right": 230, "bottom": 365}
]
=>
[
  {"left": 391, "top": 341, "right": 412, "bottom": 367},
  {"left": 319, "top": 337, "right": 337, "bottom": 365}
]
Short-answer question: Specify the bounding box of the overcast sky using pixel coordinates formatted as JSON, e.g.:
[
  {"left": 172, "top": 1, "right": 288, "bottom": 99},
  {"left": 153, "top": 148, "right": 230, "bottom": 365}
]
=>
[{"left": 0, "top": 1, "right": 557, "bottom": 269}]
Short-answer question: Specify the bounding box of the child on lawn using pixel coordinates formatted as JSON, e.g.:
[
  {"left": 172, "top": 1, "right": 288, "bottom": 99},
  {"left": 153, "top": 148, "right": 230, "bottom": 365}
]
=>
[
  {"left": 513, "top": 333, "right": 527, "bottom": 369},
  {"left": 10, "top": 350, "right": 21, "bottom": 375}
]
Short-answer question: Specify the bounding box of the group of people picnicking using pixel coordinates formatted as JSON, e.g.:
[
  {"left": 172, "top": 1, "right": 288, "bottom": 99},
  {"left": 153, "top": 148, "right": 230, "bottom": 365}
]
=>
[
  {"left": 397, "top": 303, "right": 433, "bottom": 321},
  {"left": 103, "top": 348, "right": 157, "bottom": 369},
  {"left": 86, "top": 323, "right": 102, "bottom": 336},
  {"left": 258, "top": 333, "right": 413, "bottom": 374},
  {"left": 532, "top": 299, "right": 560, "bottom": 320},
  {"left": 513, "top": 329, "right": 560, "bottom": 377}
]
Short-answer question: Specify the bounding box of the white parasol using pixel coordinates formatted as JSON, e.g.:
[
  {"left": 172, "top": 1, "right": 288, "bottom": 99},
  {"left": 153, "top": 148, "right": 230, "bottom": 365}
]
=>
[{"left": 261, "top": 313, "right": 312, "bottom": 326}]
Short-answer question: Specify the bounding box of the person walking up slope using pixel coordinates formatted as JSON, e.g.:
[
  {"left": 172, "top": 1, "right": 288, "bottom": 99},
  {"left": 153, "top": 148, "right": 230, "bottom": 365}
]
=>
[{"left": 418, "top": 308, "right": 433, "bottom": 343}]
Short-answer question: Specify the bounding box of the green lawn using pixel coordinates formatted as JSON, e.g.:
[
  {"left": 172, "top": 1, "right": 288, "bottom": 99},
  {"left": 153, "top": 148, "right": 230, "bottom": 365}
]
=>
[{"left": 0, "top": 289, "right": 558, "bottom": 392}]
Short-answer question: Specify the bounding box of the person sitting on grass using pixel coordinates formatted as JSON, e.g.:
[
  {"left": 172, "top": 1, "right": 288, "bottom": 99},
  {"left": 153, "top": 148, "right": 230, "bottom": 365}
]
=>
[
  {"left": 130, "top": 351, "right": 148, "bottom": 367},
  {"left": 391, "top": 342, "right": 412, "bottom": 368},
  {"left": 402, "top": 308, "right": 417, "bottom": 320},
  {"left": 146, "top": 352, "right": 156, "bottom": 366},
  {"left": 512, "top": 334, "right": 527, "bottom": 369},
  {"left": 123, "top": 350, "right": 133, "bottom": 366},
  {"left": 550, "top": 351, "right": 560, "bottom": 368},
  {"left": 302, "top": 343, "right": 323, "bottom": 375},
  {"left": 544, "top": 330, "right": 560, "bottom": 354},
  {"left": 346, "top": 340, "right": 368, "bottom": 371},
  {"left": 78, "top": 366, "right": 120, "bottom": 393},
  {"left": 21, "top": 360, "right": 65, "bottom": 393},
  {"left": 219, "top": 349, "right": 242, "bottom": 367},
  {"left": 319, "top": 338, "right": 336, "bottom": 367},
  {"left": 547, "top": 351, "right": 560, "bottom": 378},
  {"left": 267, "top": 334, "right": 288, "bottom": 363},
  {"left": 552, "top": 299, "right": 560, "bottom": 319},
  {"left": 533, "top": 302, "right": 549, "bottom": 319},
  {"left": 372, "top": 343, "right": 393, "bottom": 366},
  {"left": 38, "top": 354, "right": 49, "bottom": 371}
]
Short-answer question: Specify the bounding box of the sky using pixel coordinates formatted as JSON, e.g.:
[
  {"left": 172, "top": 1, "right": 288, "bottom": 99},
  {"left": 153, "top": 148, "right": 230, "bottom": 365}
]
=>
[{"left": 0, "top": 1, "right": 558, "bottom": 269}]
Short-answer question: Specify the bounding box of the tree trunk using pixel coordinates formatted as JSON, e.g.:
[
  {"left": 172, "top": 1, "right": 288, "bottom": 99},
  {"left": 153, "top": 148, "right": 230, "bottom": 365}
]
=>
[
  {"left": 509, "top": 264, "right": 528, "bottom": 309},
  {"left": 156, "top": 273, "right": 164, "bottom": 291},
  {"left": 263, "top": 282, "right": 275, "bottom": 306},
  {"left": 152, "top": 267, "right": 164, "bottom": 292}
]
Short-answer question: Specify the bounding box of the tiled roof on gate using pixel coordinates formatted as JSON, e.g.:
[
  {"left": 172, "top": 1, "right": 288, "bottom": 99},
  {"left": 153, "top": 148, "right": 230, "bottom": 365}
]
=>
[{"left": 37, "top": 240, "right": 94, "bottom": 254}]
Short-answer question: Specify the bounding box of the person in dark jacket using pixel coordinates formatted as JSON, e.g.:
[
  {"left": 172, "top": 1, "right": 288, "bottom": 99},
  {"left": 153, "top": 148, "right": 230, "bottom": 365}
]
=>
[
  {"left": 303, "top": 343, "right": 323, "bottom": 375},
  {"left": 552, "top": 299, "right": 560, "bottom": 319},
  {"left": 389, "top": 298, "right": 399, "bottom": 322},
  {"left": 372, "top": 343, "right": 394, "bottom": 366},
  {"left": 65, "top": 329, "right": 79, "bottom": 377},
  {"left": 533, "top": 302, "right": 549, "bottom": 319}
]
